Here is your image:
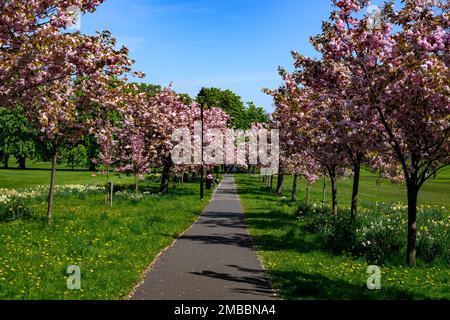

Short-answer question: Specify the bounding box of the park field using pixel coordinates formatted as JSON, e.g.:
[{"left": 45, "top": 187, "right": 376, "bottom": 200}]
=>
[
  {"left": 0, "top": 169, "right": 212, "bottom": 300},
  {"left": 264, "top": 167, "right": 450, "bottom": 209},
  {"left": 235, "top": 171, "right": 450, "bottom": 300}
]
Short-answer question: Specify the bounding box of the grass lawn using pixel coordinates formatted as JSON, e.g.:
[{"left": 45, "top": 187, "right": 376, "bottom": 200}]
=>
[
  {"left": 235, "top": 173, "right": 450, "bottom": 300},
  {"left": 276, "top": 167, "right": 450, "bottom": 209},
  {"left": 0, "top": 172, "right": 211, "bottom": 300},
  {"left": 0, "top": 156, "right": 139, "bottom": 189},
  {"left": 0, "top": 168, "right": 139, "bottom": 189}
]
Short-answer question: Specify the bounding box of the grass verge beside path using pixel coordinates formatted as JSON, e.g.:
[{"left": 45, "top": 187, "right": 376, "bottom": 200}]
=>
[
  {"left": 0, "top": 179, "right": 211, "bottom": 300},
  {"left": 236, "top": 174, "right": 450, "bottom": 300}
]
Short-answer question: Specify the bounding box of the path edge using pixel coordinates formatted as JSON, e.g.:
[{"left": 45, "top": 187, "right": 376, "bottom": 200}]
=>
[
  {"left": 233, "top": 174, "right": 278, "bottom": 300},
  {"left": 126, "top": 179, "right": 223, "bottom": 300}
]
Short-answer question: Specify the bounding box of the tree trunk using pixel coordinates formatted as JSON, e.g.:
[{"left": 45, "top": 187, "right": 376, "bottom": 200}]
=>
[
  {"left": 18, "top": 156, "right": 26, "bottom": 170},
  {"left": 215, "top": 166, "right": 220, "bottom": 180},
  {"left": 321, "top": 175, "right": 326, "bottom": 206},
  {"left": 173, "top": 175, "right": 178, "bottom": 189},
  {"left": 351, "top": 158, "right": 361, "bottom": 219},
  {"left": 306, "top": 182, "right": 311, "bottom": 207},
  {"left": 406, "top": 184, "right": 418, "bottom": 267},
  {"left": 330, "top": 173, "right": 338, "bottom": 215},
  {"left": 135, "top": 173, "right": 139, "bottom": 196},
  {"left": 269, "top": 175, "right": 274, "bottom": 190},
  {"left": 291, "top": 174, "right": 298, "bottom": 201},
  {"left": 109, "top": 182, "right": 113, "bottom": 207},
  {"left": 276, "top": 173, "right": 284, "bottom": 195},
  {"left": 70, "top": 154, "right": 74, "bottom": 171},
  {"left": 89, "top": 161, "right": 97, "bottom": 172},
  {"left": 160, "top": 159, "right": 172, "bottom": 194},
  {"left": 2, "top": 153, "right": 9, "bottom": 169},
  {"left": 47, "top": 153, "right": 58, "bottom": 225}
]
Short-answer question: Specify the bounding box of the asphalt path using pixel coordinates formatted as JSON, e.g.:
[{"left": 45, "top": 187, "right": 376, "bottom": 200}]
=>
[{"left": 130, "top": 175, "right": 274, "bottom": 300}]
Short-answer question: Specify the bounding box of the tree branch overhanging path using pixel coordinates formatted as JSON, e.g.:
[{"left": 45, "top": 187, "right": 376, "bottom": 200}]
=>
[{"left": 130, "top": 175, "right": 274, "bottom": 300}]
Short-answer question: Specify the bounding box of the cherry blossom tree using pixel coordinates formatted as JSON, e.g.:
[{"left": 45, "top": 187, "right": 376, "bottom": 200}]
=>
[
  {"left": 274, "top": 0, "right": 449, "bottom": 265},
  {"left": 1, "top": 1, "right": 140, "bottom": 224},
  {"left": 0, "top": 0, "right": 106, "bottom": 107},
  {"left": 267, "top": 71, "right": 349, "bottom": 215},
  {"left": 315, "top": 0, "right": 449, "bottom": 266}
]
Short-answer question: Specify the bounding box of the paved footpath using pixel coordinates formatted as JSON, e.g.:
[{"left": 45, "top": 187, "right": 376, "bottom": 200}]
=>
[{"left": 131, "top": 175, "right": 274, "bottom": 300}]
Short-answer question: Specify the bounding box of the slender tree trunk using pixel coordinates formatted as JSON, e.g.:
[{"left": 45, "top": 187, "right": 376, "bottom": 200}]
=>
[
  {"left": 276, "top": 173, "right": 284, "bottom": 195},
  {"left": 306, "top": 182, "right": 311, "bottom": 207},
  {"left": 329, "top": 173, "right": 338, "bottom": 215},
  {"left": 109, "top": 182, "right": 113, "bottom": 207},
  {"left": 47, "top": 153, "right": 58, "bottom": 225},
  {"left": 269, "top": 175, "right": 274, "bottom": 190},
  {"left": 215, "top": 166, "right": 220, "bottom": 180},
  {"left": 291, "top": 174, "right": 298, "bottom": 201},
  {"left": 135, "top": 173, "right": 139, "bottom": 196},
  {"left": 3, "top": 153, "right": 9, "bottom": 169},
  {"left": 89, "top": 161, "right": 97, "bottom": 172},
  {"left": 105, "top": 165, "right": 110, "bottom": 205},
  {"left": 160, "top": 159, "right": 172, "bottom": 194},
  {"left": 406, "top": 183, "right": 418, "bottom": 267},
  {"left": 18, "top": 156, "right": 26, "bottom": 170},
  {"left": 351, "top": 158, "right": 362, "bottom": 219},
  {"left": 173, "top": 175, "right": 177, "bottom": 189},
  {"left": 321, "top": 175, "right": 326, "bottom": 206}
]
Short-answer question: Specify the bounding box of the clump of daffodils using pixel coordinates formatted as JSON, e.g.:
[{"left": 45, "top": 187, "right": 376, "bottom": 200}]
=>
[{"left": 0, "top": 185, "right": 104, "bottom": 205}]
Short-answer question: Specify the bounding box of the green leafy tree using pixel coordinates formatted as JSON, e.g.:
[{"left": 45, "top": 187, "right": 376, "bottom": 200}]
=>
[
  {"left": 0, "top": 107, "right": 36, "bottom": 169},
  {"left": 59, "top": 145, "right": 89, "bottom": 170},
  {"left": 137, "top": 83, "right": 162, "bottom": 97},
  {"left": 177, "top": 93, "right": 193, "bottom": 105},
  {"left": 82, "top": 135, "right": 100, "bottom": 171},
  {"left": 196, "top": 88, "right": 268, "bottom": 129},
  {"left": 197, "top": 87, "right": 247, "bottom": 129},
  {"left": 245, "top": 102, "right": 269, "bottom": 127}
]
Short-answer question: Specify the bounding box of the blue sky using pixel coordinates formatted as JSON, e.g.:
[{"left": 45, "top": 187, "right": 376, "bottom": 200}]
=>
[{"left": 80, "top": 0, "right": 382, "bottom": 112}]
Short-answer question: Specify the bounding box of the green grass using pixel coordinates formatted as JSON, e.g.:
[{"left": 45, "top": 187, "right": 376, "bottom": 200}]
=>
[
  {"left": 0, "top": 156, "right": 140, "bottom": 189},
  {"left": 272, "top": 167, "right": 450, "bottom": 209},
  {"left": 0, "top": 168, "right": 137, "bottom": 190},
  {"left": 0, "top": 177, "right": 211, "bottom": 300},
  {"left": 6, "top": 156, "right": 92, "bottom": 171},
  {"left": 236, "top": 174, "right": 450, "bottom": 300}
]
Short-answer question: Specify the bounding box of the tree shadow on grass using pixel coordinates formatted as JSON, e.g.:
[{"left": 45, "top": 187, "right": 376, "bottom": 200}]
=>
[{"left": 269, "top": 269, "right": 429, "bottom": 300}]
